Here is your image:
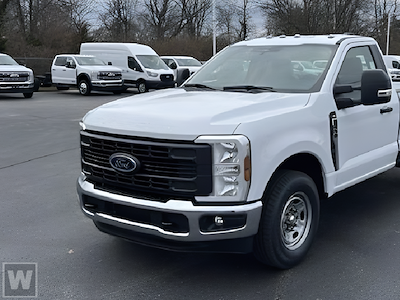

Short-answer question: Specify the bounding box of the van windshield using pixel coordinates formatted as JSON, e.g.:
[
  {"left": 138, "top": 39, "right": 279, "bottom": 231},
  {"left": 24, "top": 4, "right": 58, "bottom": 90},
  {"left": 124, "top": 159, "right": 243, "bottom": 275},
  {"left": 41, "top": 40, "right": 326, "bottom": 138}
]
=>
[
  {"left": 176, "top": 58, "right": 202, "bottom": 67},
  {"left": 137, "top": 55, "right": 169, "bottom": 70}
]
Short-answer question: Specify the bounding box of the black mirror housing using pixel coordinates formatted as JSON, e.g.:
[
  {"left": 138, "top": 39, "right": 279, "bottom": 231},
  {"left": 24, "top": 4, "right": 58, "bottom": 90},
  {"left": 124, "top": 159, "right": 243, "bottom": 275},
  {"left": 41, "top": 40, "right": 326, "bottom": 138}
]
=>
[{"left": 361, "top": 69, "right": 392, "bottom": 105}]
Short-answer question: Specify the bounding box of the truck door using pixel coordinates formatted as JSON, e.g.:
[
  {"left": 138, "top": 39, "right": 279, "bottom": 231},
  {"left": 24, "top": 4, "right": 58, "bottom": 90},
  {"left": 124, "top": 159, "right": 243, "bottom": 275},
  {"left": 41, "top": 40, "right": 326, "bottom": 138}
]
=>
[
  {"left": 52, "top": 56, "right": 76, "bottom": 84},
  {"left": 332, "top": 45, "right": 399, "bottom": 189}
]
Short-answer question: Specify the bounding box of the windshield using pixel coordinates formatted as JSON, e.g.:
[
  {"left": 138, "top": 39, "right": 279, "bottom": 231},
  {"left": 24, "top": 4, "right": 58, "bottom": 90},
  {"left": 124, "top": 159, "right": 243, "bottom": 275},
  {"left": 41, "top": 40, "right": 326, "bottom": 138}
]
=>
[
  {"left": 185, "top": 44, "right": 336, "bottom": 93},
  {"left": 75, "top": 56, "right": 106, "bottom": 66},
  {"left": 137, "top": 55, "right": 169, "bottom": 70},
  {"left": 0, "top": 55, "right": 19, "bottom": 65},
  {"left": 176, "top": 58, "right": 202, "bottom": 67}
]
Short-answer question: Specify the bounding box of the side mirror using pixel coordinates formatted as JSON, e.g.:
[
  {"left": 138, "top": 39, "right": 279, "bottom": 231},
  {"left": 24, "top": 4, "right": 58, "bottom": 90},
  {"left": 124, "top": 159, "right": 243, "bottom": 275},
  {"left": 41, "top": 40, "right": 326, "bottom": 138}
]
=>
[
  {"left": 170, "top": 62, "right": 177, "bottom": 69},
  {"left": 108, "top": 62, "right": 112, "bottom": 65},
  {"left": 66, "top": 61, "right": 75, "bottom": 69},
  {"left": 361, "top": 69, "right": 392, "bottom": 105}
]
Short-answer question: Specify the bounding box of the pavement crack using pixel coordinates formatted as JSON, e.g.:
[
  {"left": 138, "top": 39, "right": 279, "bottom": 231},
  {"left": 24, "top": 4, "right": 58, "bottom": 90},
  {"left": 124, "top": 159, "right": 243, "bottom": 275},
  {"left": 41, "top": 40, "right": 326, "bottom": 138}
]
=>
[{"left": 0, "top": 147, "right": 79, "bottom": 170}]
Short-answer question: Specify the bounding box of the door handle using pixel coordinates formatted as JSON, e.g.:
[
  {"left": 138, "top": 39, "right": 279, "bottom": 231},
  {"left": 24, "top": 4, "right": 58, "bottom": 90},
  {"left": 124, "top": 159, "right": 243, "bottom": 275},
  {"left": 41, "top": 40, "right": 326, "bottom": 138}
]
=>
[{"left": 380, "top": 106, "right": 393, "bottom": 114}]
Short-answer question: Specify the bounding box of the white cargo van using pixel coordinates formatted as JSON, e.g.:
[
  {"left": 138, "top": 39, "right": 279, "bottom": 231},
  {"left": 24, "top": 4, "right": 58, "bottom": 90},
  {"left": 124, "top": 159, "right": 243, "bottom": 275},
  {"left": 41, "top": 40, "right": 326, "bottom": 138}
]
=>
[{"left": 80, "top": 43, "right": 175, "bottom": 93}]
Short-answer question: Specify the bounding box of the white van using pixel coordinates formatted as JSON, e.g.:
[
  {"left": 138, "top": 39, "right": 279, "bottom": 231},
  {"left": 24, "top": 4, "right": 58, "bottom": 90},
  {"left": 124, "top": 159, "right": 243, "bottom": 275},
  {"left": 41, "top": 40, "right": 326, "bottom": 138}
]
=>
[{"left": 80, "top": 43, "right": 175, "bottom": 93}]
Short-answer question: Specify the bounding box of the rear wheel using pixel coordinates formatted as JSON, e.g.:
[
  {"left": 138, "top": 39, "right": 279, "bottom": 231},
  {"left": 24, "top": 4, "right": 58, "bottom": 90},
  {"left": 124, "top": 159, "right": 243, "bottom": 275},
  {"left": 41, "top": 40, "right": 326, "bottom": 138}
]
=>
[
  {"left": 137, "top": 80, "right": 147, "bottom": 93},
  {"left": 23, "top": 92, "right": 33, "bottom": 98},
  {"left": 253, "top": 170, "right": 320, "bottom": 269},
  {"left": 79, "top": 79, "right": 91, "bottom": 96}
]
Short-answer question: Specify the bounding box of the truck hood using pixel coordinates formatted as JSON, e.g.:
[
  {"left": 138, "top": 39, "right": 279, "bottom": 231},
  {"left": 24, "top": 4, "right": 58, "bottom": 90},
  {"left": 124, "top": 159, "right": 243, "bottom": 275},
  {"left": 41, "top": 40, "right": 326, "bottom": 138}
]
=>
[
  {"left": 83, "top": 88, "right": 310, "bottom": 140},
  {"left": 0, "top": 65, "right": 33, "bottom": 72}
]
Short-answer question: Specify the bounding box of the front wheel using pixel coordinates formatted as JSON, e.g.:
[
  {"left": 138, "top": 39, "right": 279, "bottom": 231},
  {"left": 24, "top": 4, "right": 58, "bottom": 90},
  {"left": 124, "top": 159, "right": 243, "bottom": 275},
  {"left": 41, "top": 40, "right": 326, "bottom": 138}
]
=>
[
  {"left": 23, "top": 92, "right": 33, "bottom": 98},
  {"left": 137, "top": 81, "right": 147, "bottom": 93},
  {"left": 253, "top": 170, "right": 320, "bottom": 269},
  {"left": 79, "top": 79, "right": 91, "bottom": 96}
]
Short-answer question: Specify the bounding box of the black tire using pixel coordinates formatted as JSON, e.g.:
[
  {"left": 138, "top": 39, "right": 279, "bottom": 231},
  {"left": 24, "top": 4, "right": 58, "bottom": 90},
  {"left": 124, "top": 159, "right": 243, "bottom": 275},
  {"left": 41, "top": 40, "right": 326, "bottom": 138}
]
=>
[
  {"left": 23, "top": 92, "right": 33, "bottom": 98},
  {"left": 79, "top": 79, "right": 91, "bottom": 96},
  {"left": 33, "top": 78, "right": 40, "bottom": 92},
  {"left": 56, "top": 85, "right": 69, "bottom": 91},
  {"left": 137, "top": 80, "right": 147, "bottom": 93},
  {"left": 253, "top": 169, "right": 320, "bottom": 269}
]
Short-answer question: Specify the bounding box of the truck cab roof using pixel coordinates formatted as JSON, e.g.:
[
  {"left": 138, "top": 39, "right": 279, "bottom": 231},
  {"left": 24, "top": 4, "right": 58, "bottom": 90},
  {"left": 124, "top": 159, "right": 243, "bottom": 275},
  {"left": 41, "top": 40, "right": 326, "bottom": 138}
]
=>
[{"left": 235, "top": 34, "right": 376, "bottom": 46}]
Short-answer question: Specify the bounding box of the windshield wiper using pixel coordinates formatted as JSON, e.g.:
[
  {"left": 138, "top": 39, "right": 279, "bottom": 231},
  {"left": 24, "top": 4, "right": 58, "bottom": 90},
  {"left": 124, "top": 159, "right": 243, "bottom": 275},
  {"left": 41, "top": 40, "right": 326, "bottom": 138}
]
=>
[
  {"left": 223, "top": 85, "right": 277, "bottom": 93},
  {"left": 184, "top": 83, "right": 216, "bottom": 90}
]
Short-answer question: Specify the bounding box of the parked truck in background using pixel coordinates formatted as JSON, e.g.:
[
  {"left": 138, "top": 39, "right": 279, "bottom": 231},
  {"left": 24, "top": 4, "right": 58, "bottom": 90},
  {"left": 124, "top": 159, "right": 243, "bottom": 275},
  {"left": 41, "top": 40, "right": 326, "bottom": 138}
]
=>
[
  {"left": 51, "top": 54, "right": 124, "bottom": 96},
  {"left": 0, "top": 53, "right": 35, "bottom": 98},
  {"left": 77, "top": 34, "right": 399, "bottom": 269}
]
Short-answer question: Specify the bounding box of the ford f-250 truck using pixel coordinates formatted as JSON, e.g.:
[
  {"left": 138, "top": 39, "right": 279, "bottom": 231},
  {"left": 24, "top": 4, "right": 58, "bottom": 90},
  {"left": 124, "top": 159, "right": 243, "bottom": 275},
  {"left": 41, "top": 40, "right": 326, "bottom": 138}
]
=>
[
  {"left": 0, "top": 53, "right": 35, "bottom": 98},
  {"left": 51, "top": 55, "right": 124, "bottom": 96},
  {"left": 77, "top": 34, "right": 399, "bottom": 269}
]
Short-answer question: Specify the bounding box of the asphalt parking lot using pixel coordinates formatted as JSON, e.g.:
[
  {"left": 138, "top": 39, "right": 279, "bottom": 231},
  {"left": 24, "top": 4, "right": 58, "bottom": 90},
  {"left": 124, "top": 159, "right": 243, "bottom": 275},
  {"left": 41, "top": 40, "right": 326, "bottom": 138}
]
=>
[{"left": 1, "top": 89, "right": 400, "bottom": 299}]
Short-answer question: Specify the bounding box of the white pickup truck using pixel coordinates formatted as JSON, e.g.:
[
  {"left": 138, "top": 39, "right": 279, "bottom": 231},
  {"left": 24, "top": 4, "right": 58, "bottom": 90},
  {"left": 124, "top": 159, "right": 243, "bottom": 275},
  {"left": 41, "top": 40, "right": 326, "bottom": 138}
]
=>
[
  {"left": 51, "top": 55, "right": 124, "bottom": 96},
  {"left": 77, "top": 34, "right": 399, "bottom": 269},
  {"left": 0, "top": 53, "right": 35, "bottom": 98}
]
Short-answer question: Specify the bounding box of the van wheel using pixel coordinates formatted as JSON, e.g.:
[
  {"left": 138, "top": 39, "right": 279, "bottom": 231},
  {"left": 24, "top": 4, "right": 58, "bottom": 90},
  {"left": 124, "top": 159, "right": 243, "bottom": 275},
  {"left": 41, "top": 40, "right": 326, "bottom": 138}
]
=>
[
  {"left": 79, "top": 79, "right": 91, "bottom": 96},
  {"left": 137, "top": 81, "right": 147, "bottom": 93},
  {"left": 253, "top": 170, "right": 320, "bottom": 269},
  {"left": 23, "top": 92, "right": 33, "bottom": 98}
]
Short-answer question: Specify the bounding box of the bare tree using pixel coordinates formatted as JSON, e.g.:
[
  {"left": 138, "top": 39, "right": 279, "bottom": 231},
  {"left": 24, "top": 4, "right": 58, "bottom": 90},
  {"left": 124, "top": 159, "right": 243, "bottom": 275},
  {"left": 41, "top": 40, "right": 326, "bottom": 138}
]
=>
[
  {"left": 99, "top": 0, "right": 139, "bottom": 42},
  {"left": 58, "top": 0, "right": 95, "bottom": 45},
  {"left": 178, "top": 0, "right": 212, "bottom": 37},
  {"left": 259, "top": 0, "right": 369, "bottom": 35},
  {"left": 140, "top": 0, "right": 182, "bottom": 40}
]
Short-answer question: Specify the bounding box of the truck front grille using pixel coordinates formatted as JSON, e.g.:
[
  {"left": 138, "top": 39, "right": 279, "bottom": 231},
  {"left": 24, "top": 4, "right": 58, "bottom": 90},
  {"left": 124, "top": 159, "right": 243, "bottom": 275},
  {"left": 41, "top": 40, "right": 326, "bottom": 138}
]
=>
[
  {"left": 160, "top": 74, "right": 174, "bottom": 82},
  {"left": 81, "top": 131, "right": 212, "bottom": 201},
  {"left": 98, "top": 72, "right": 122, "bottom": 80},
  {"left": 0, "top": 72, "right": 29, "bottom": 82}
]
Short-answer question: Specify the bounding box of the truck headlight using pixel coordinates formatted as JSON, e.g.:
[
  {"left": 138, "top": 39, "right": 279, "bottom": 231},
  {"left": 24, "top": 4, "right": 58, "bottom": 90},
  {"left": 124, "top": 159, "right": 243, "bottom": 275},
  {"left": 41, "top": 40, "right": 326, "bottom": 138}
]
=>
[
  {"left": 79, "top": 120, "right": 86, "bottom": 131},
  {"left": 147, "top": 71, "right": 158, "bottom": 77},
  {"left": 195, "top": 135, "right": 251, "bottom": 203}
]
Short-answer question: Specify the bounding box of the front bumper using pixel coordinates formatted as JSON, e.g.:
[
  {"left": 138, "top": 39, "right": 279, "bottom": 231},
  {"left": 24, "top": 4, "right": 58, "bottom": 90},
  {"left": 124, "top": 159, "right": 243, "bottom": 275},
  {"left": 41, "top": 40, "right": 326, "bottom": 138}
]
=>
[
  {"left": 77, "top": 174, "right": 262, "bottom": 247},
  {"left": 91, "top": 80, "right": 124, "bottom": 89},
  {"left": 146, "top": 79, "right": 175, "bottom": 89},
  {"left": 0, "top": 82, "right": 34, "bottom": 93}
]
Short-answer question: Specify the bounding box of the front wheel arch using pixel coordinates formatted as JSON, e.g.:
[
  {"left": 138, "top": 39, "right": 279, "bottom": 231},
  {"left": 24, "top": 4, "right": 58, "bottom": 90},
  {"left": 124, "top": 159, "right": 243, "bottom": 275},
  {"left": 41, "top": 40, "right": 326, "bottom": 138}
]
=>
[{"left": 253, "top": 169, "right": 320, "bottom": 269}]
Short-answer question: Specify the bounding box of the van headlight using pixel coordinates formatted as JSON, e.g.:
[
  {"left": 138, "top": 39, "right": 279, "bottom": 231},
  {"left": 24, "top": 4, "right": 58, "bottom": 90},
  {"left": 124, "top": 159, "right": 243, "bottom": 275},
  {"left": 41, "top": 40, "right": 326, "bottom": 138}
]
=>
[
  {"left": 147, "top": 71, "right": 158, "bottom": 77},
  {"left": 195, "top": 135, "right": 251, "bottom": 203}
]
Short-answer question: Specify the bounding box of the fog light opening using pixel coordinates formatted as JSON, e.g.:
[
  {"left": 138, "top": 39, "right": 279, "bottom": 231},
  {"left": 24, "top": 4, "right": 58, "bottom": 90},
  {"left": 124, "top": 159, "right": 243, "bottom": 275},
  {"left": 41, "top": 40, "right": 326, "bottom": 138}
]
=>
[{"left": 199, "top": 214, "right": 247, "bottom": 233}]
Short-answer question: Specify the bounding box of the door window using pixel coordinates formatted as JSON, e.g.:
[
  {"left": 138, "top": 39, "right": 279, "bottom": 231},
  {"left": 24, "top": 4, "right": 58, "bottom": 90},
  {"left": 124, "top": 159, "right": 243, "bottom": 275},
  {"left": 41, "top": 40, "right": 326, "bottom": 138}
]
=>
[
  {"left": 128, "top": 57, "right": 142, "bottom": 72},
  {"left": 334, "top": 46, "right": 377, "bottom": 104},
  {"left": 54, "top": 56, "right": 67, "bottom": 66},
  {"left": 336, "top": 46, "right": 376, "bottom": 86}
]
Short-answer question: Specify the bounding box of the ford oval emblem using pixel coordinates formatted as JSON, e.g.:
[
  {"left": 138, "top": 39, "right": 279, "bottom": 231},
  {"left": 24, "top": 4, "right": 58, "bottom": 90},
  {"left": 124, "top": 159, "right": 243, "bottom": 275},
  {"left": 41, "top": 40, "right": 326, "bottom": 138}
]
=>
[{"left": 109, "top": 153, "right": 140, "bottom": 173}]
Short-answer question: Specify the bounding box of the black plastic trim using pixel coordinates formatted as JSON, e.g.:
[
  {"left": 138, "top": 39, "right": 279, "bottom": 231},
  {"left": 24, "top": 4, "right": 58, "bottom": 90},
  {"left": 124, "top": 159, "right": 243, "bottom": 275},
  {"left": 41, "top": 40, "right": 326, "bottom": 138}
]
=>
[{"left": 94, "top": 221, "right": 254, "bottom": 254}]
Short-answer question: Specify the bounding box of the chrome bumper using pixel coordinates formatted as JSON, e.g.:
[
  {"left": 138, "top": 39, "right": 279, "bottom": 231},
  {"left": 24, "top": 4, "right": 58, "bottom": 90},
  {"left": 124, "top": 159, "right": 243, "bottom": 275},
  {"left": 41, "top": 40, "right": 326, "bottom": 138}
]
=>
[
  {"left": 77, "top": 174, "right": 262, "bottom": 242},
  {"left": 91, "top": 80, "right": 123, "bottom": 88},
  {"left": 0, "top": 82, "right": 34, "bottom": 90}
]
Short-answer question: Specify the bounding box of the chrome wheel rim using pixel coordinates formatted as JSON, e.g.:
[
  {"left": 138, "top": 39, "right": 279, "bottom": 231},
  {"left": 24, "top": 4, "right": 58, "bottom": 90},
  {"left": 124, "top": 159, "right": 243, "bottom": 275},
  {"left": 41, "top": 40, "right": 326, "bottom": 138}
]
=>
[
  {"left": 280, "top": 192, "right": 312, "bottom": 250},
  {"left": 138, "top": 83, "right": 146, "bottom": 93},
  {"left": 80, "top": 82, "right": 88, "bottom": 94}
]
